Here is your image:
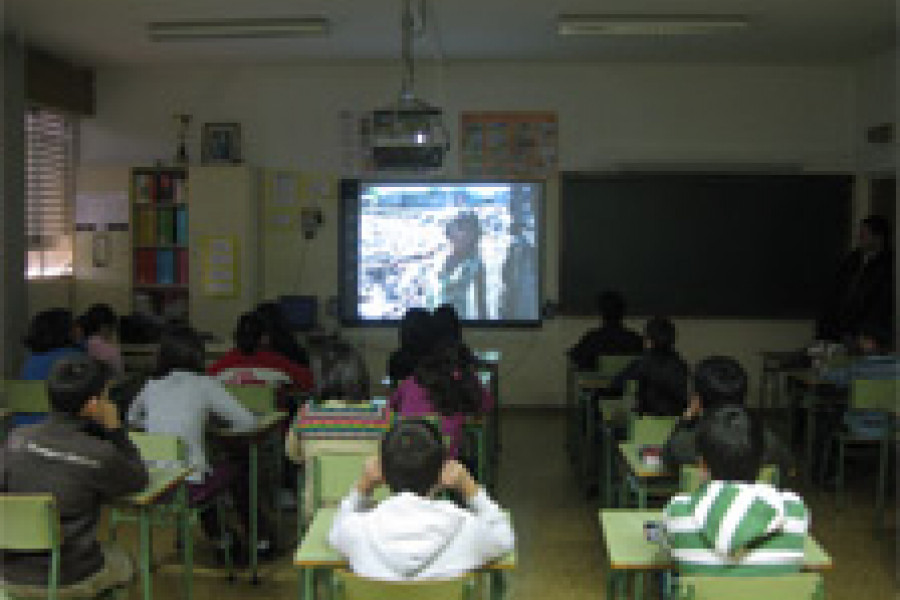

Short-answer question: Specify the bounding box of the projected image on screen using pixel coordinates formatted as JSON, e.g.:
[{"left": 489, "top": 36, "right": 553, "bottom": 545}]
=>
[{"left": 352, "top": 182, "right": 541, "bottom": 323}]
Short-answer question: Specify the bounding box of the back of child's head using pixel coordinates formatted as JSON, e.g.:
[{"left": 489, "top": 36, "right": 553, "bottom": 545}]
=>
[
  {"left": 234, "top": 311, "right": 264, "bottom": 355},
  {"left": 156, "top": 324, "right": 205, "bottom": 376},
  {"left": 24, "top": 308, "right": 74, "bottom": 353},
  {"left": 693, "top": 356, "right": 747, "bottom": 413},
  {"left": 399, "top": 308, "right": 435, "bottom": 354},
  {"left": 645, "top": 316, "right": 676, "bottom": 352},
  {"left": 433, "top": 304, "right": 462, "bottom": 345},
  {"left": 597, "top": 290, "right": 626, "bottom": 324},
  {"left": 82, "top": 303, "right": 118, "bottom": 338},
  {"left": 381, "top": 419, "right": 445, "bottom": 495},
  {"left": 48, "top": 355, "right": 110, "bottom": 415},
  {"left": 310, "top": 337, "right": 370, "bottom": 401},
  {"left": 696, "top": 404, "right": 764, "bottom": 483},
  {"left": 414, "top": 342, "right": 481, "bottom": 416}
]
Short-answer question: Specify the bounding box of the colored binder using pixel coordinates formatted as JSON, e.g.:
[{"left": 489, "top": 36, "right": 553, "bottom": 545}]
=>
[
  {"left": 174, "top": 177, "right": 187, "bottom": 204},
  {"left": 157, "top": 208, "right": 175, "bottom": 245},
  {"left": 135, "top": 249, "right": 156, "bottom": 284},
  {"left": 134, "top": 173, "right": 154, "bottom": 204},
  {"left": 136, "top": 208, "right": 157, "bottom": 246},
  {"left": 156, "top": 249, "right": 175, "bottom": 285},
  {"left": 156, "top": 173, "right": 174, "bottom": 202},
  {"left": 176, "top": 249, "right": 189, "bottom": 284},
  {"left": 175, "top": 206, "right": 188, "bottom": 246}
]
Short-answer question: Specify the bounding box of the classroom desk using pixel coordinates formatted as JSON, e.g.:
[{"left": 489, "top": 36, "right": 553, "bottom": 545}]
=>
[
  {"left": 118, "top": 466, "right": 194, "bottom": 600},
  {"left": 784, "top": 370, "right": 847, "bottom": 483},
  {"left": 617, "top": 443, "right": 676, "bottom": 509},
  {"left": 294, "top": 507, "right": 515, "bottom": 600},
  {"left": 567, "top": 370, "right": 615, "bottom": 489},
  {"left": 212, "top": 411, "right": 289, "bottom": 584},
  {"left": 599, "top": 509, "right": 832, "bottom": 600},
  {"left": 759, "top": 350, "right": 808, "bottom": 409}
]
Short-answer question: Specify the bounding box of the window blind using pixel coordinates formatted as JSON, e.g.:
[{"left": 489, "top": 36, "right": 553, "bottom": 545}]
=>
[{"left": 25, "top": 107, "right": 75, "bottom": 277}]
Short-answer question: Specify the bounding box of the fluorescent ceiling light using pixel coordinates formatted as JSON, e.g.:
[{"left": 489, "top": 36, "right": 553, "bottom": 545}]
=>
[
  {"left": 558, "top": 15, "right": 750, "bottom": 36},
  {"left": 148, "top": 18, "right": 330, "bottom": 41}
]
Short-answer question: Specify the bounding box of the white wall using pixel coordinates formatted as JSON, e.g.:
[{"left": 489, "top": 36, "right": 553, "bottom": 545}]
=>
[{"left": 78, "top": 60, "right": 862, "bottom": 405}]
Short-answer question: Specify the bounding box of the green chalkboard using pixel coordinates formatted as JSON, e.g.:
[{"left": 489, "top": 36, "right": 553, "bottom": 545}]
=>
[{"left": 560, "top": 172, "right": 853, "bottom": 317}]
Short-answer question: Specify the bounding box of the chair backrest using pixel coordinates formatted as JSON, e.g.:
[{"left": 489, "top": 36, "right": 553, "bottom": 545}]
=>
[
  {"left": 629, "top": 416, "right": 677, "bottom": 445},
  {"left": 224, "top": 384, "right": 277, "bottom": 414},
  {"left": 0, "top": 494, "right": 61, "bottom": 599},
  {"left": 129, "top": 431, "right": 186, "bottom": 462},
  {"left": 677, "top": 572, "right": 824, "bottom": 600},
  {"left": 1, "top": 380, "right": 51, "bottom": 413},
  {"left": 597, "top": 355, "right": 640, "bottom": 378},
  {"left": 334, "top": 569, "right": 474, "bottom": 600},
  {"left": 680, "top": 464, "right": 780, "bottom": 494},
  {"left": 851, "top": 378, "right": 898, "bottom": 413},
  {"left": 312, "top": 453, "right": 388, "bottom": 509}
]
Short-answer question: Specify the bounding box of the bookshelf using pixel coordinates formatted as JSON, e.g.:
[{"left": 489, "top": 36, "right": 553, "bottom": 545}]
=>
[{"left": 131, "top": 167, "right": 190, "bottom": 321}]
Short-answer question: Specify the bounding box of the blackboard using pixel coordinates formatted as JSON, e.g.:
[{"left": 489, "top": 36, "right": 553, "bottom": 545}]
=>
[{"left": 560, "top": 172, "right": 853, "bottom": 317}]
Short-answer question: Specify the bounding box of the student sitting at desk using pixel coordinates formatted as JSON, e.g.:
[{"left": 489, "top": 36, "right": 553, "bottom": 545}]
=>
[
  {"left": 128, "top": 325, "right": 270, "bottom": 560},
  {"left": 663, "top": 405, "right": 809, "bottom": 574},
  {"left": 208, "top": 311, "right": 314, "bottom": 390},
  {"left": 387, "top": 308, "right": 434, "bottom": 385},
  {"left": 391, "top": 340, "right": 492, "bottom": 463},
  {"left": 609, "top": 316, "right": 688, "bottom": 416},
  {"left": 329, "top": 419, "right": 514, "bottom": 581},
  {"left": 567, "top": 290, "right": 643, "bottom": 371},
  {"left": 21, "top": 309, "right": 83, "bottom": 380},
  {"left": 0, "top": 356, "right": 149, "bottom": 597},
  {"left": 663, "top": 356, "right": 792, "bottom": 477}
]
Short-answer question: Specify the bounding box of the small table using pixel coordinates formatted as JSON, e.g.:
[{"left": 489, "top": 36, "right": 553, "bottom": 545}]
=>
[
  {"left": 617, "top": 443, "right": 676, "bottom": 509},
  {"left": 121, "top": 467, "right": 194, "bottom": 600},
  {"left": 759, "top": 350, "right": 807, "bottom": 409},
  {"left": 295, "top": 507, "right": 515, "bottom": 600},
  {"left": 213, "top": 411, "right": 289, "bottom": 583},
  {"left": 599, "top": 509, "right": 832, "bottom": 600}
]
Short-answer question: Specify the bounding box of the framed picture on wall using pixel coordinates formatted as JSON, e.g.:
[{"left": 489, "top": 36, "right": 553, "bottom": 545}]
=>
[{"left": 201, "top": 122, "right": 242, "bottom": 164}]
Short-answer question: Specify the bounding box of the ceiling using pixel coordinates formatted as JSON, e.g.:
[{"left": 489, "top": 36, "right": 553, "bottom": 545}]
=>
[{"left": 5, "top": 0, "right": 897, "bottom": 67}]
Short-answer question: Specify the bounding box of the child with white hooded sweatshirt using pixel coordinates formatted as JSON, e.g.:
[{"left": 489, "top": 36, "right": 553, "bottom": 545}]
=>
[
  {"left": 328, "top": 419, "right": 514, "bottom": 580},
  {"left": 663, "top": 405, "right": 810, "bottom": 575}
]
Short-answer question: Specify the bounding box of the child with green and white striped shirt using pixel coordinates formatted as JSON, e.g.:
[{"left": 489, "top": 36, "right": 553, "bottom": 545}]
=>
[{"left": 663, "top": 404, "right": 809, "bottom": 575}]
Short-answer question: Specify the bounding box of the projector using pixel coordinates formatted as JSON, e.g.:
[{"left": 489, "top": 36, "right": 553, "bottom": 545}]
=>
[{"left": 366, "top": 98, "right": 449, "bottom": 171}]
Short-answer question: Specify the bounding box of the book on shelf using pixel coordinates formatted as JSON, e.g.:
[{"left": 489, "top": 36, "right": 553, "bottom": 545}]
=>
[
  {"left": 174, "top": 177, "right": 187, "bottom": 204},
  {"left": 136, "top": 208, "right": 157, "bottom": 246},
  {"left": 134, "top": 173, "right": 155, "bottom": 204},
  {"left": 135, "top": 249, "right": 156, "bottom": 284},
  {"left": 175, "top": 206, "right": 188, "bottom": 245},
  {"left": 176, "top": 248, "right": 189, "bottom": 285},
  {"left": 156, "top": 249, "right": 176, "bottom": 285},
  {"left": 157, "top": 207, "right": 176, "bottom": 245},
  {"left": 156, "top": 172, "right": 175, "bottom": 203}
]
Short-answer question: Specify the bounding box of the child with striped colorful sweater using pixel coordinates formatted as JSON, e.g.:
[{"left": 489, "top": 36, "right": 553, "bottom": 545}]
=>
[{"left": 663, "top": 404, "right": 809, "bottom": 575}]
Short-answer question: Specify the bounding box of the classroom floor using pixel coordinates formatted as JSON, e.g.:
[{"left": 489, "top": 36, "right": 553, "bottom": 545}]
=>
[{"left": 110, "top": 410, "right": 898, "bottom": 599}]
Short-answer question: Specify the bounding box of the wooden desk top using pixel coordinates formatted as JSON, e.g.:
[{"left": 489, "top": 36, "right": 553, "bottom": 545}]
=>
[
  {"left": 618, "top": 443, "right": 672, "bottom": 479},
  {"left": 294, "top": 507, "right": 516, "bottom": 570},
  {"left": 599, "top": 509, "right": 832, "bottom": 571},
  {"left": 124, "top": 467, "right": 193, "bottom": 507}
]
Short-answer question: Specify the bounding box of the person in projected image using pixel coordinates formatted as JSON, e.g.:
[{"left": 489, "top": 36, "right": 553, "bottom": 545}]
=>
[
  {"left": 438, "top": 211, "right": 487, "bottom": 320},
  {"left": 500, "top": 217, "right": 538, "bottom": 320}
]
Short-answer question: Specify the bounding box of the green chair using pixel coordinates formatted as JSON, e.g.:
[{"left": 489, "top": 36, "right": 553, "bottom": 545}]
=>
[
  {"left": 311, "top": 453, "right": 389, "bottom": 511},
  {"left": 822, "top": 378, "right": 898, "bottom": 511},
  {"left": 224, "top": 384, "right": 277, "bottom": 414},
  {"left": 332, "top": 569, "right": 476, "bottom": 600},
  {"left": 1, "top": 380, "right": 51, "bottom": 413},
  {"left": 680, "top": 464, "right": 780, "bottom": 494},
  {"left": 628, "top": 415, "right": 678, "bottom": 446},
  {"left": 110, "top": 432, "right": 233, "bottom": 588},
  {"left": 0, "top": 494, "right": 124, "bottom": 600},
  {"left": 675, "top": 572, "right": 825, "bottom": 599}
]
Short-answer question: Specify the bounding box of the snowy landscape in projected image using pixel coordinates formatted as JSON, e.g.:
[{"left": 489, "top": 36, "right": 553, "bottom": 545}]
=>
[{"left": 357, "top": 182, "right": 540, "bottom": 322}]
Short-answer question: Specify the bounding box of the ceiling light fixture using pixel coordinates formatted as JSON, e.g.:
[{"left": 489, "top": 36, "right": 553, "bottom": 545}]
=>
[
  {"left": 148, "top": 18, "right": 330, "bottom": 41},
  {"left": 557, "top": 14, "right": 750, "bottom": 36}
]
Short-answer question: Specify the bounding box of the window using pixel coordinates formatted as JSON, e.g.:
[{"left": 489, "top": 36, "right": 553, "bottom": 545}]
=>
[{"left": 25, "top": 107, "right": 76, "bottom": 278}]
